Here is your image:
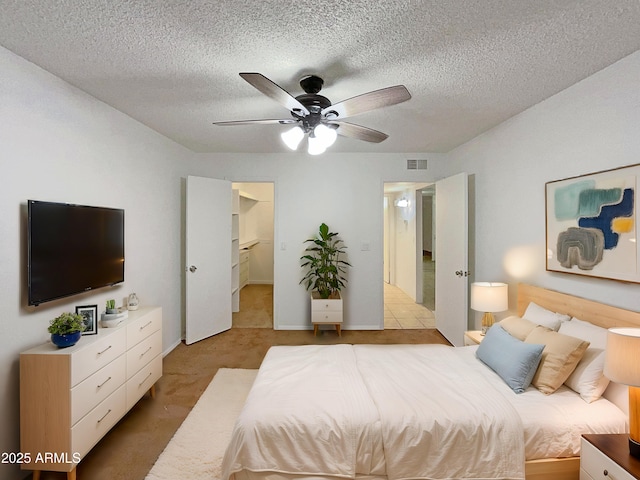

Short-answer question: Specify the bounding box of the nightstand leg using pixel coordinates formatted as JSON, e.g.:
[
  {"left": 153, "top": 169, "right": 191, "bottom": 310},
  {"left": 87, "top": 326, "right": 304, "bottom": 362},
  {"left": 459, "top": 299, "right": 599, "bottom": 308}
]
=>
[
  {"left": 67, "top": 467, "right": 76, "bottom": 480},
  {"left": 149, "top": 383, "right": 156, "bottom": 398},
  {"left": 336, "top": 324, "right": 341, "bottom": 336},
  {"left": 313, "top": 324, "right": 318, "bottom": 336},
  {"left": 32, "top": 471, "right": 40, "bottom": 480}
]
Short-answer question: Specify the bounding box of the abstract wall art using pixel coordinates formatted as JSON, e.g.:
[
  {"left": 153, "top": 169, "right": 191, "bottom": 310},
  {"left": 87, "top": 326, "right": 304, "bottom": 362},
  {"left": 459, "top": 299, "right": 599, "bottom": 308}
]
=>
[{"left": 546, "top": 164, "right": 639, "bottom": 283}]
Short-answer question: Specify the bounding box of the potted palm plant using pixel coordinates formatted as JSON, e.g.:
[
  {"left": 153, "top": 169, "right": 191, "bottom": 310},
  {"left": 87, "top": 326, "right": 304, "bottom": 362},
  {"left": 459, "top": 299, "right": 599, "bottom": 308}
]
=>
[
  {"left": 300, "top": 223, "right": 350, "bottom": 335},
  {"left": 48, "top": 312, "right": 85, "bottom": 348},
  {"left": 300, "top": 223, "right": 350, "bottom": 298}
]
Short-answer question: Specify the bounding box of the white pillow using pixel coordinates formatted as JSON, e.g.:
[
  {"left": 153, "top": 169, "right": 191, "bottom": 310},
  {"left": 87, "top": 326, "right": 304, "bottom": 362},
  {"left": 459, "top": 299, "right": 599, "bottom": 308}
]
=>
[
  {"left": 558, "top": 317, "right": 610, "bottom": 403},
  {"left": 523, "top": 302, "right": 570, "bottom": 331}
]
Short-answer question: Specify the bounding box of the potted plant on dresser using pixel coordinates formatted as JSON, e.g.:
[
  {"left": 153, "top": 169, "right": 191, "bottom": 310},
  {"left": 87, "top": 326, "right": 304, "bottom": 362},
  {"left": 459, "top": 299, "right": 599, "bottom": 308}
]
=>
[
  {"left": 48, "top": 312, "right": 85, "bottom": 348},
  {"left": 300, "top": 223, "right": 351, "bottom": 336}
]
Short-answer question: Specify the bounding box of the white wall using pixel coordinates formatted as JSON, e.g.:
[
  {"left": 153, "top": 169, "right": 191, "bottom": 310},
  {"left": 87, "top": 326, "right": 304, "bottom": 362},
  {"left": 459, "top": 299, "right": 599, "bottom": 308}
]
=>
[
  {"left": 446, "top": 50, "right": 640, "bottom": 326},
  {"left": 0, "top": 47, "right": 190, "bottom": 480},
  {"left": 185, "top": 154, "right": 448, "bottom": 330}
]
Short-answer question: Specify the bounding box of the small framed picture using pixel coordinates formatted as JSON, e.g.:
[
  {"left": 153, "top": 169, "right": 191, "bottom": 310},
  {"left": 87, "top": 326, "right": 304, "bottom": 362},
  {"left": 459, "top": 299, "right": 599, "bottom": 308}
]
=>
[{"left": 76, "top": 305, "right": 98, "bottom": 335}]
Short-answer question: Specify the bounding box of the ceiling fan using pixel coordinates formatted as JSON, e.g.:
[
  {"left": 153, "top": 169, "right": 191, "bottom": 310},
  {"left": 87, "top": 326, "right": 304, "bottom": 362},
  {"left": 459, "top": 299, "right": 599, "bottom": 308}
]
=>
[{"left": 213, "top": 73, "right": 411, "bottom": 155}]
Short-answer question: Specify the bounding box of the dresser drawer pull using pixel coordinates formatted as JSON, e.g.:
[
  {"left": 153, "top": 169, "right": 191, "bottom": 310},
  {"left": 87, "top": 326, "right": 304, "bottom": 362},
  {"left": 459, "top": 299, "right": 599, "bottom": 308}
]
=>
[
  {"left": 97, "top": 409, "right": 112, "bottom": 424},
  {"left": 140, "top": 346, "right": 153, "bottom": 358},
  {"left": 97, "top": 345, "right": 112, "bottom": 356},
  {"left": 139, "top": 372, "right": 153, "bottom": 387},
  {"left": 140, "top": 321, "right": 153, "bottom": 331},
  {"left": 97, "top": 376, "right": 112, "bottom": 389}
]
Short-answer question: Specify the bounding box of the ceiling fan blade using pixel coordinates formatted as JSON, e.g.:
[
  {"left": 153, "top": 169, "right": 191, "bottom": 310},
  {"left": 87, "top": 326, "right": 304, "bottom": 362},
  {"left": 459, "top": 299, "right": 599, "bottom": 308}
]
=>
[
  {"left": 322, "top": 85, "right": 411, "bottom": 119},
  {"left": 331, "top": 121, "right": 389, "bottom": 143},
  {"left": 213, "top": 119, "right": 298, "bottom": 126},
  {"left": 240, "top": 73, "right": 310, "bottom": 116}
]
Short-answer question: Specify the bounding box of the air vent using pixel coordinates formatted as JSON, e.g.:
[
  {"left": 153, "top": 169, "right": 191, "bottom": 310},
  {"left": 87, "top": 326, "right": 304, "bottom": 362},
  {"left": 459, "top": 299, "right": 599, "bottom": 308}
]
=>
[{"left": 407, "top": 159, "right": 428, "bottom": 170}]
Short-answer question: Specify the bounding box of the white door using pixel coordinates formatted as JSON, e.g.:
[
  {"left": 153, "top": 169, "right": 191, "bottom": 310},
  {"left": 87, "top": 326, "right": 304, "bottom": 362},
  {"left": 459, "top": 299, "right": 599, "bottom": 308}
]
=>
[
  {"left": 435, "top": 172, "right": 469, "bottom": 346},
  {"left": 185, "top": 176, "right": 232, "bottom": 345}
]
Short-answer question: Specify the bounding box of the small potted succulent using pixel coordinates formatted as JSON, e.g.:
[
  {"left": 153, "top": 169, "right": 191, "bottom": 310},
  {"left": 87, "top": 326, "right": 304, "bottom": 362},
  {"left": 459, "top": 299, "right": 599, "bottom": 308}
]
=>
[
  {"left": 48, "top": 312, "right": 86, "bottom": 348},
  {"left": 105, "top": 299, "right": 117, "bottom": 314}
]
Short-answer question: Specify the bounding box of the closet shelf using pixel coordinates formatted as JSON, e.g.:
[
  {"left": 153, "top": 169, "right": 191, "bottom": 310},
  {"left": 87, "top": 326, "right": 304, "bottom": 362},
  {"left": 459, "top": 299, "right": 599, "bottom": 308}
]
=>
[
  {"left": 240, "top": 239, "right": 259, "bottom": 250},
  {"left": 239, "top": 191, "right": 258, "bottom": 202}
]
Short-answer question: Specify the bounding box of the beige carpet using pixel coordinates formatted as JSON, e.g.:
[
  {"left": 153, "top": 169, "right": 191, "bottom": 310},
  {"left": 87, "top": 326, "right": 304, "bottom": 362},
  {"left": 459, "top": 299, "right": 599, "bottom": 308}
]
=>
[{"left": 145, "top": 368, "right": 258, "bottom": 480}]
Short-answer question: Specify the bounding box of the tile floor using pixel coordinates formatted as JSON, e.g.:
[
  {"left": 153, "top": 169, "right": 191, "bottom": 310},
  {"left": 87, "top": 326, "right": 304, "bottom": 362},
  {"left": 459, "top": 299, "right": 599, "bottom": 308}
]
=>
[{"left": 384, "top": 283, "right": 436, "bottom": 329}]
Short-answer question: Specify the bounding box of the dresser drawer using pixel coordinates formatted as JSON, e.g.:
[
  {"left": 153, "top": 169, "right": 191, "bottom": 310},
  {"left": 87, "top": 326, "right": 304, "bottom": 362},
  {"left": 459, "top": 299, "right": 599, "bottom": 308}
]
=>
[
  {"left": 71, "top": 385, "right": 127, "bottom": 459},
  {"left": 240, "top": 250, "right": 250, "bottom": 263},
  {"left": 71, "top": 354, "right": 126, "bottom": 425},
  {"left": 126, "top": 354, "right": 162, "bottom": 410},
  {"left": 126, "top": 329, "right": 162, "bottom": 378},
  {"left": 127, "top": 308, "right": 161, "bottom": 348},
  {"left": 312, "top": 311, "right": 343, "bottom": 324},
  {"left": 71, "top": 328, "right": 127, "bottom": 386},
  {"left": 581, "top": 438, "right": 635, "bottom": 480}
]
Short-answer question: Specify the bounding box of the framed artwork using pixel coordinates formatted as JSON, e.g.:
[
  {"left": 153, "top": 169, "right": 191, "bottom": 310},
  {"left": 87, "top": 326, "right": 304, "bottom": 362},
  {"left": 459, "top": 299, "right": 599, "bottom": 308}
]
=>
[
  {"left": 545, "top": 164, "right": 638, "bottom": 283},
  {"left": 76, "top": 304, "right": 98, "bottom": 335}
]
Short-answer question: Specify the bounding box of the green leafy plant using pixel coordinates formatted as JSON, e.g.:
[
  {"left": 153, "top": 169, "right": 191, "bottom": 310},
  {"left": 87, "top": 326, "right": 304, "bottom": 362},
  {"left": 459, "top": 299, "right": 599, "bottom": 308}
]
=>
[
  {"left": 106, "top": 299, "right": 116, "bottom": 310},
  {"left": 47, "top": 312, "right": 86, "bottom": 335},
  {"left": 300, "top": 223, "right": 351, "bottom": 299}
]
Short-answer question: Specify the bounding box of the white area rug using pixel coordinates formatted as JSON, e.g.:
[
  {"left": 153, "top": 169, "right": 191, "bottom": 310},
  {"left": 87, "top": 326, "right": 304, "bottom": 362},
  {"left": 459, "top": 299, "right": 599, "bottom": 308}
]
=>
[{"left": 145, "top": 368, "right": 258, "bottom": 480}]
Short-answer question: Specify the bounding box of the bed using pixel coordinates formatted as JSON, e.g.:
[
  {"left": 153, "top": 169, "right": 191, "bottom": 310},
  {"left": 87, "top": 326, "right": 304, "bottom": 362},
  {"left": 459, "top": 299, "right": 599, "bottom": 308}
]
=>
[{"left": 221, "top": 283, "right": 640, "bottom": 480}]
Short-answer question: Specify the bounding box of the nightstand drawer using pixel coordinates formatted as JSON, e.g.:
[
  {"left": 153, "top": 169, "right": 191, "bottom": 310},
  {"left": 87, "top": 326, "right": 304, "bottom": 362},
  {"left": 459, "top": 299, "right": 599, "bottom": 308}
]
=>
[
  {"left": 312, "top": 299, "right": 342, "bottom": 312},
  {"left": 581, "top": 438, "right": 635, "bottom": 480},
  {"left": 312, "top": 311, "right": 343, "bottom": 324}
]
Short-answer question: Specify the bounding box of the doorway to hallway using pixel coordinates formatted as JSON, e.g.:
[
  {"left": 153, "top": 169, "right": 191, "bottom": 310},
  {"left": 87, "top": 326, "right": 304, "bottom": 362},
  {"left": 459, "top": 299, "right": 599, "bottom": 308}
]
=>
[{"left": 383, "top": 182, "right": 435, "bottom": 329}]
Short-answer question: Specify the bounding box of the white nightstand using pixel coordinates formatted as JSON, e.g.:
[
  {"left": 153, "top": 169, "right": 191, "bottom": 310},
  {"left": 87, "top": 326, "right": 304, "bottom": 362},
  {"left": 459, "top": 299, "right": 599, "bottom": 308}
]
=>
[
  {"left": 464, "top": 330, "right": 484, "bottom": 346},
  {"left": 581, "top": 434, "right": 640, "bottom": 480}
]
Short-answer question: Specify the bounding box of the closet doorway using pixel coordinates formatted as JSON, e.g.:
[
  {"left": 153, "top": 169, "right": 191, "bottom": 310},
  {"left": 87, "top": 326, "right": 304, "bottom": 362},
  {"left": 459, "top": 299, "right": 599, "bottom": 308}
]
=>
[{"left": 232, "top": 182, "right": 274, "bottom": 328}]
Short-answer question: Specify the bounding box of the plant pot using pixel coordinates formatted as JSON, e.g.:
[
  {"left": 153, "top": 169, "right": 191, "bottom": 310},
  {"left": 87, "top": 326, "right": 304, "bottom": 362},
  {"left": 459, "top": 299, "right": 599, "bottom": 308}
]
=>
[
  {"left": 51, "top": 331, "right": 82, "bottom": 348},
  {"left": 106, "top": 308, "right": 118, "bottom": 314}
]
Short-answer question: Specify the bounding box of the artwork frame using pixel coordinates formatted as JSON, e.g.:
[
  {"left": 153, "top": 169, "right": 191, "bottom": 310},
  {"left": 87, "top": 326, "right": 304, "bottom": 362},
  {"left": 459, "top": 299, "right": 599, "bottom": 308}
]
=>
[
  {"left": 76, "top": 304, "right": 98, "bottom": 335},
  {"left": 545, "top": 163, "right": 638, "bottom": 283}
]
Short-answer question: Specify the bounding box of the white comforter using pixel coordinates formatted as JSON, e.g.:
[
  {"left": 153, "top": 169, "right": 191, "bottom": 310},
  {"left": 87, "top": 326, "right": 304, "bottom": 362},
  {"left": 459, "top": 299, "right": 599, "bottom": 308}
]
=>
[{"left": 222, "top": 344, "right": 526, "bottom": 480}]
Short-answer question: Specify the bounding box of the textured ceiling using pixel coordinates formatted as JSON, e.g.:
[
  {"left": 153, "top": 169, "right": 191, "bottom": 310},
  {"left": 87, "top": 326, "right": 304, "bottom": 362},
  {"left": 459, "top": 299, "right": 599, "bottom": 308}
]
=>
[{"left": 1, "top": 1, "right": 639, "bottom": 154}]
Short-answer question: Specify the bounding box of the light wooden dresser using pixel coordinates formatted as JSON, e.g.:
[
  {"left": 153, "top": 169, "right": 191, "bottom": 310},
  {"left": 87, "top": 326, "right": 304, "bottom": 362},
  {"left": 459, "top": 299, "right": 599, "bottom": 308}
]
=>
[{"left": 20, "top": 306, "right": 162, "bottom": 480}]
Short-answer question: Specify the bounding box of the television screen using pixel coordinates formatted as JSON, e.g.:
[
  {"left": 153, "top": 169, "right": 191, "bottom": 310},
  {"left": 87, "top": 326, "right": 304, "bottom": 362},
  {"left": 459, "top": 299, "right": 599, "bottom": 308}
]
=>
[{"left": 28, "top": 200, "right": 125, "bottom": 306}]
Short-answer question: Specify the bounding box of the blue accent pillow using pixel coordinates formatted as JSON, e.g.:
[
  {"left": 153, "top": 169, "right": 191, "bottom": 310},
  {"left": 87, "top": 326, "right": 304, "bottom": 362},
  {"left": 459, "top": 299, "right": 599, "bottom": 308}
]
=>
[{"left": 476, "top": 324, "right": 544, "bottom": 394}]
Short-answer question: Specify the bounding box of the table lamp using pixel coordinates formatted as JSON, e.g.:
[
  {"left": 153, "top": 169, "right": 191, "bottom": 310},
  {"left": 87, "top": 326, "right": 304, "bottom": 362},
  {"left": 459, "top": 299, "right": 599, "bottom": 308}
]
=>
[
  {"left": 470, "top": 282, "right": 508, "bottom": 335},
  {"left": 604, "top": 327, "right": 640, "bottom": 458}
]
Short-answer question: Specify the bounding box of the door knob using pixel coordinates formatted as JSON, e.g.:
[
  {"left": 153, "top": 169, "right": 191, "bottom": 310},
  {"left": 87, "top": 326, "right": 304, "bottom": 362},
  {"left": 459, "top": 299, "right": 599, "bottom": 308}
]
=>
[
  {"left": 189, "top": 265, "right": 197, "bottom": 273},
  {"left": 455, "top": 270, "right": 470, "bottom": 277}
]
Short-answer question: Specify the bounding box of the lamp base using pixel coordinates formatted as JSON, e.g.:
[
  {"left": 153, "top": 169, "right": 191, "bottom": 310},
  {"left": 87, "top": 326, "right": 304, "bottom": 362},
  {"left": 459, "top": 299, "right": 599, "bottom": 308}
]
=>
[{"left": 481, "top": 312, "right": 495, "bottom": 335}]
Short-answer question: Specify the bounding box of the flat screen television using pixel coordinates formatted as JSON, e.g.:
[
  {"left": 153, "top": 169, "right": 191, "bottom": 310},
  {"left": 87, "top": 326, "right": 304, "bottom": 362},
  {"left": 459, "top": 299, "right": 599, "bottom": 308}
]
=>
[{"left": 28, "top": 200, "right": 125, "bottom": 306}]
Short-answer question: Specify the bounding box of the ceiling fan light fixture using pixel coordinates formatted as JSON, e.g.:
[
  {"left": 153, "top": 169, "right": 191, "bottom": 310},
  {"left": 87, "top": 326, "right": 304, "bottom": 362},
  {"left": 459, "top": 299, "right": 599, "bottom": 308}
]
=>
[
  {"left": 281, "top": 126, "right": 304, "bottom": 150},
  {"left": 314, "top": 124, "right": 338, "bottom": 149},
  {"left": 307, "top": 135, "right": 326, "bottom": 155}
]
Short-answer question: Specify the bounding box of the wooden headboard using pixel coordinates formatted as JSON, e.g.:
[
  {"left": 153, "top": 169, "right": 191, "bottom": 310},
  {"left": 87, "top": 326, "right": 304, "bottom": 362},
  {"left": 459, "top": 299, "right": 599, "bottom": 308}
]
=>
[{"left": 516, "top": 283, "right": 640, "bottom": 329}]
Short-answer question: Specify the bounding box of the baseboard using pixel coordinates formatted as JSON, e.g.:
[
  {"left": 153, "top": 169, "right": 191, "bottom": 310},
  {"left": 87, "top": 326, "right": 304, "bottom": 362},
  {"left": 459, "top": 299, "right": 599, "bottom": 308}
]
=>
[{"left": 163, "top": 338, "right": 182, "bottom": 357}]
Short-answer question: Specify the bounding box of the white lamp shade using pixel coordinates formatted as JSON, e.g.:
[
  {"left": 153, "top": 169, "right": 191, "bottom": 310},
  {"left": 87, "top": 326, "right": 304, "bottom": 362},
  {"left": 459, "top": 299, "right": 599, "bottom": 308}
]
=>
[
  {"left": 307, "top": 135, "right": 326, "bottom": 155},
  {"left": 470, "top": 282, "right": 508, "bottom": 312},
  {"left": 313, "top": 124, "right": 337, "bottom": 148},
  {"left": 280, "top": 126, "right": 304, "bottom": 150},
  {"left": 604, "top": 328, "right": 640, "bottom": 386}
]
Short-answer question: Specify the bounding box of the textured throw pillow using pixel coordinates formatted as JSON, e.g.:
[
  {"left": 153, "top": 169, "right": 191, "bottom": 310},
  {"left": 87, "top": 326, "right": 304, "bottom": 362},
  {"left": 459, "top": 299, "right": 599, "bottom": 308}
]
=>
[
  {"left": 476, "top": 324, "right": 545, "bottom": 394},
  {"left": 558, "top": 318, "right": 610, "bottom": 403},
  {"left": 523, "top": 302, "right": 571, "bottom": 331},
  {"left": 500, "top": 315, "right": 537, "bottom": 341},
  {"left": 525, "top": 326, "right": 590, "bottom": 394}
]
